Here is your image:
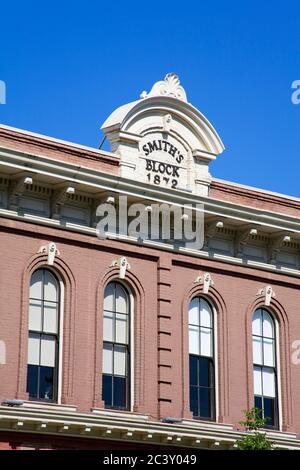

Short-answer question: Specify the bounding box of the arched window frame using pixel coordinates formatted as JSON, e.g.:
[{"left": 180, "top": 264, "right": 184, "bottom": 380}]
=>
[
  {"left": 102, "top": 281, "right": 133, "bottom": 411},
  {"left": 188, "top": 296, "right": 217, "bottom": 421},
  {"left": 26, "top": 268, "right": 64, "bottom": 403},
  {"left": 252, "top": 308, "right": 280, "bottom": 429}
]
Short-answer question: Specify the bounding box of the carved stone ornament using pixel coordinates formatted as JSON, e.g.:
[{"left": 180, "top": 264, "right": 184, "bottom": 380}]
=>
[
  {"left": 38, "top": 242, "right": 60, "bottom": 266},
  {"left": 257, "top": 285, "right": 275, "bottom": 307},
  {"left": 110, "top": 256, "right": 131, "bottom": 279},
  {"left": 194, "top": 272, "right": 214, "bottom": 294},
  {"left": 140, "top": 73, "right": 188, "bottom": 102}
]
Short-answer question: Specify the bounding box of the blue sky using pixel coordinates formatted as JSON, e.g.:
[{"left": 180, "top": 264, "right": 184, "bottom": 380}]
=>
[{"left": 0, "top": 1, "right": 299, "bottom": 196}]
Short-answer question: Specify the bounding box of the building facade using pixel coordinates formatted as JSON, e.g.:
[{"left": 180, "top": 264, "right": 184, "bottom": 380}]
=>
[{"left": 0, "top": 74, "right": 300, "bottom": 449}]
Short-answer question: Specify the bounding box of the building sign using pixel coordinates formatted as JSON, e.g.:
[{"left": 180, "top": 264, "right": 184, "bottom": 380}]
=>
[
  {"left": 101, "top": 73, "right": 225, "bottom": 196},
  {"left": 139, "top": 134, "right": 187, "bottom": 189}
]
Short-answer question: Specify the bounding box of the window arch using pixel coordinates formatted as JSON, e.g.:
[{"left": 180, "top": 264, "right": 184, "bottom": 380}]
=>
[
  {"left": 189, "top": 297, "right": 215, "bottom": 420},
  {"left": 252, "top": 308, "right": 279, "bottom": 429},
  {"left": 27, "top": 268, "right": 61, "bottom": 401},
  {"left": 102, "top": 282, "right": 131, "bottom": 410}
]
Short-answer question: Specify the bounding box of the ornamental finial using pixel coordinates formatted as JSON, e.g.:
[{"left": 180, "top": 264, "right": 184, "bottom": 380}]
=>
[{"left": 140, "top": 73, "right": 187, "bottom": 102}]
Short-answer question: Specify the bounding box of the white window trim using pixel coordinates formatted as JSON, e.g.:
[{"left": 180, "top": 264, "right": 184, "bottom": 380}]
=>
[
  {"left": 188, "top": 297, "right": 218, "bottom": 421},
  {"left": 252, "top": 310, "right": 282, "bottom": 430},
  {"left": 103, "top": 281, "right": 134, "bottom": 411},
  {"left": 275, "top": 318, "right": 282, "bottom": 431},
  {"left": 57, "top": 277, "right": 64, "bottom": 405},
  {"left": 213, "top": 305, "right": 219, "bottom": 422},
  {"left": 129, "top": 290, "right": 134, "bottom": 412}
]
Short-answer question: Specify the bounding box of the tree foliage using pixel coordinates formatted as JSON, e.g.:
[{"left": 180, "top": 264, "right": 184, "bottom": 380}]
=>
[{"left": 236, "top": 407, "right": 275, "bottom": 450}]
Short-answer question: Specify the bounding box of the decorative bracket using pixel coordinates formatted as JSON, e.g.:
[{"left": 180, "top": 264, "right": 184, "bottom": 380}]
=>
[
  {"left": 38, "top": 242, "right": 60, "bottom": 266},
  {"left": 235, "top": 226, "right": 258, "bottom": 258},
  {"left": 52, "top": 185, "right": 76, "bottom": 219},
  {"left": 194, "top": 272, "right": 214, "bottom": 294},
  {"left": 203, "top": 220, "right": 224, "bottom": 250},
  {"left": 9, "top": 175, "right": 33, "bottom": 211},
  {"left": 268, "top": 233, "right": 291, "bottom": 264},
  {"left": 257, "top": 285, "right": 275, "bottom": 307},
  {"left": 110, "top": 256, "right": 131, "bottom": 279}
]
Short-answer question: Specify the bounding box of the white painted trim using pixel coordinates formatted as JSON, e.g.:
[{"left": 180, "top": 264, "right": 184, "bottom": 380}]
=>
[
  {"left": 213, "top": 305, "right": 219, "bottom": 422},
  {"left": 1, "top": 123, "right": 299, "bottom": 205},
  {"left": 129, "top": 290, "right": 134, "bottom": 412},
  {"left": 275, "top": 319, "right": 283, "bottom": 432},
  {"left": 46, "top": 268, "right": 64, "bottom": 405},
  {"left": 3, "top": 209, "right": 300, "bottom": 283},
  {"left": 1, "top": 147, "right": 300, "bottom": 233},
  {"left": 57, "top": 278, "right": 64, "bottom": 405}
]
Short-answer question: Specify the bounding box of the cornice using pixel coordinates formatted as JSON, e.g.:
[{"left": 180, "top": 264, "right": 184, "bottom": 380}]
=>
[{"left": 0, "top": 405, "right": 298, "bottom": 449}]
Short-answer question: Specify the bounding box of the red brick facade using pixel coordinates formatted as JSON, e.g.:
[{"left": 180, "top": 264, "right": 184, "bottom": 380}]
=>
[{"left": 1, "top": 89, "right": 300, "bottom": 449}]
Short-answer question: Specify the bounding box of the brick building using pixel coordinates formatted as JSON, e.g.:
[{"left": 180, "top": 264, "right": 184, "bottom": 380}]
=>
[{"left": 0, "top": 74, "right": 300, "bottom": 449}]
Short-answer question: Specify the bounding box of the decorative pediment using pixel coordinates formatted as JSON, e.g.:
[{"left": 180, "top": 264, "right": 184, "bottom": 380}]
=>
[{"left": 101, "top": 74, "right": 224, "bottom": 196}]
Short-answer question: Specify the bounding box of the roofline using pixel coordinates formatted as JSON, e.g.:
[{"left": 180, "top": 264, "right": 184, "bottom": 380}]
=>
[
  {"left": 0, "top": 123, "right": 115, "bottom": 159},
  {"left": 212, "top": 177, "right": 300, "bottom": 204}
]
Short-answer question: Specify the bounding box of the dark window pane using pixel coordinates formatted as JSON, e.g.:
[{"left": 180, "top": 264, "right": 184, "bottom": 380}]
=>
[
  {"left": 199, "top": 387, "right": 210, "bottom": 418},
  {"left": 113, "top": 376, "right": 127, "bottom": 409},
  {"left": 189, "top": 355, "right": 198, "bottom": 386},
  {"left": 190, "top": 386, "right": 198, "bottom": 417},
  {"left": 263, "top": 397, "right": 275, "bottom": 428},
  {"left": 254, "top": 395, "right": 263, "bottom": 414},
  {"left": 27, "top": 365, "right": 38, "bottom": 398},
  {"left": 199, "top": 357, "right": 210, "bottom": 387},
  {"left": 102, "top": 374, "right": 112, "bottom": 407},
  {"left": 39, "top": 366, "right": 54, "bottom": 400}
]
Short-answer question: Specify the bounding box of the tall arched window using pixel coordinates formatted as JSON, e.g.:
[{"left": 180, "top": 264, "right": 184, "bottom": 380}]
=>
[
  {"left": 27, "top": 269, "right": 60, "bottom": 401},
  {"left": 189, "top": 297, "right": 215, "bottom": 420},
  {"left": 252, "top": 308, "right": 279, "bottom": 429},
  {"left": 102, "top": 282, "right": 131, "bottom": 410}
]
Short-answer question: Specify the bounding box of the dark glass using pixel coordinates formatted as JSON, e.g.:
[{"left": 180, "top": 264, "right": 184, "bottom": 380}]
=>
[
  {"left": 27, "top": 365, "right": 38, "bottom": 398},
  {"left": 254, "top": 395, "right": 263, "bottom": 412},
  {"left": 102, "top": 374, "right": 112, "bottom": 407},
  {"left": 199, "top": 357, "right": 210, "bottom": 387},
  {"left": 39, "top": 367, "right": 54, "bottom": 400},
  {"left": 199, "top": 387, "right": 210, "bottom": 418},
  {"left": 113, "top": 376, "right": 127, "bottom": 409},
  {"left": 189, "top": 356, "right": 198, "bottom": 386},
  {"left": 189, "top": 355, "right": 215, "bottom": 419},
  {"left": 190, "top": 386, "right": 198, "bottom": 416},
  {"left": 263, "top": 397, "right": 275, "bottom": 427}
]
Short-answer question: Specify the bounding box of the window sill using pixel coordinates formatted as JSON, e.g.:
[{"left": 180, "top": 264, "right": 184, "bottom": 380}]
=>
[
  {"left": 91, "top": 408, "right": 150, "bottom": 421},
  {"left": 181, "top": 418, "right": 234, "bottom": 431},
  {"left": 22, "top": 401, "right": 77, "bottom": 413}
]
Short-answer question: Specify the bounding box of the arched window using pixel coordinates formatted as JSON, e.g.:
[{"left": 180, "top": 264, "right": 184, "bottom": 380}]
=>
[
  {"left": 27, "top": 269, "right": 60, "bottom": 401},
  {"left": 252, "top": 308, "right": 279, "bottom": 429},
  {"left": 102, "top": 282, "right": 131, "bottom": 410},
  {"left": 189, "top": 297, "right": 215, "bottom": 420}
]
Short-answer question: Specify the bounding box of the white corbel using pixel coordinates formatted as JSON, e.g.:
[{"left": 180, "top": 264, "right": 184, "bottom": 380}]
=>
[
  {"left": 203, "top": 219, "right": 224, "bottom": 250},
  {"left": 110, "top": 256, "right": 131, "bottom": 279},
  {"left": 51, "top": 184, "right": 76, "bottom": 219},
  {"left": 257, "top": 285, "right": 275, "bottom": 306},
  {"left": 9, "top": 175, "right": 33, "bottom": 210},
  {"left": 268, "top": 233, "right": 291, "bottom": 264},
  {"left": 194, "top": 272, "right": 214, "bottom": 294},
  {"left": 38, "top": 242, "right": 60, "bottom": 266},
  {"left": 235, "top": 226, "right": 258, "bottom": 258}
]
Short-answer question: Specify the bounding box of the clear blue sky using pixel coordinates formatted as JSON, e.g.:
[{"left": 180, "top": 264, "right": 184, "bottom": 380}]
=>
[{"left": 1, "top": 1, "right": 299, "bottom": 196}]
